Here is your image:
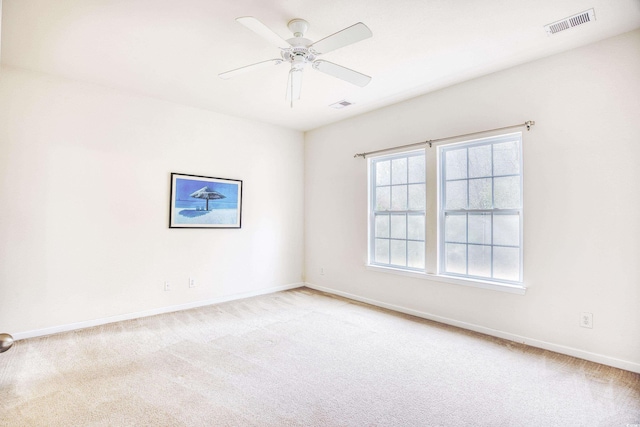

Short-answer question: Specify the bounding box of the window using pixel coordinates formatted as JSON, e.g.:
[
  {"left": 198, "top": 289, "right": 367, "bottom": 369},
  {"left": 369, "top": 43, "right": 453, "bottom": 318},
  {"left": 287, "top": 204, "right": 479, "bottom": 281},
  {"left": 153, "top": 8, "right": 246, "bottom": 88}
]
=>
[
  {"left": 440, "top": 134, "right": 523, "bottom": 284},
  {"left": 369, "top": 151, "right": 426, "bottom": 270},
  {"left": 367, "top": 132, "right": 524, "bottom": 289}
]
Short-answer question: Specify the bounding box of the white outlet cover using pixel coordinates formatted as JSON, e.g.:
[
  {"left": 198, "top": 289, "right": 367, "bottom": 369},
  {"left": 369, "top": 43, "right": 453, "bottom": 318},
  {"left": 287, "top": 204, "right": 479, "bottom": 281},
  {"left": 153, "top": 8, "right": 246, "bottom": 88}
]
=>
[{"left": 580, "top": 312, "right": 593, "bottom": 328}]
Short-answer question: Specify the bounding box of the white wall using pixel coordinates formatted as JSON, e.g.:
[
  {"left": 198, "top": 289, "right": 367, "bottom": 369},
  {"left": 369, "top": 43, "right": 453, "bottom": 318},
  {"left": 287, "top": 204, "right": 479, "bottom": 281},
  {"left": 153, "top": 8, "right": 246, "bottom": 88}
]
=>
[
  {"left": 0, "top": 66, "right": 304, "bottom": 335},
  {"left": 305, "top": 30, "right": 640, "bottom": 371}
]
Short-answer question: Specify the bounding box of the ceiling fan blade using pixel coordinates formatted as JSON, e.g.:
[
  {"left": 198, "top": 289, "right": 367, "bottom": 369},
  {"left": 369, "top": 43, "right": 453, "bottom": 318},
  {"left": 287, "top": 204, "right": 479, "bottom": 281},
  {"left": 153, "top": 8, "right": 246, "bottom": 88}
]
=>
[
  {"left": 236, "top": 16, "right": 291, "bottom": 48},
  {"left": 312, "top": 60, "right": 371, "bottom": 87},
  {"left": 218, "top": 59, "right": 283, "bottom": 80},
  {"left": 286, "top": 69, "right": 303, "bottom": 105},
  {"left": 309, "top": 22, "right": 372, "bottom": 55}
]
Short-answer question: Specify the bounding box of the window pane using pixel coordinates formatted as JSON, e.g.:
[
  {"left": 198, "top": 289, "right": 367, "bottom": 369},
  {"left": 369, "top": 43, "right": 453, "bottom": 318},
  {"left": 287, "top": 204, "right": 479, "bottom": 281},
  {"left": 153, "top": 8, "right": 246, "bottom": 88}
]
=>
[
  {"left": 408, "top": 184, "right": 426, "bottom": 210},
  {"left": 468, "top": 178, "right": 492, "bottom": 209},
  {"left": 493, "top": 141, "right": 520, "bottom": 176},
  {"left": 445, "top": 214, "right": 466, "bottom": 243},
  {"left": 376, "top": 160, "right": 390, "bottom": 186},
  {"left": 375, "top": 186, "right": 390, "bottom": 211},
  {"left": 391, "top": 185, "right": 408, "bottom": 210},
  {"left": 408, "top": 155, "right": 426, "bottom": 183},
  {"left": 408, "top": 241, "right": 425, "bottom": 269},
  {"left": 375, "top": 214, "right": 389, "bottom": 238},
  {"left": 445, "top": 180, "right": 467, "bottom": 210},
  {"left": 445, "top": 243, "right": 466, "bottom": 274},
  {"left": 493, "top": 214, "right": 520, "bottom": 246},
  {"left": 390, "top": 214, "right": 406, "bottom": 239},
  {"left": 468, "top": 245, "right": 491, "bottom": 278},
  {"left": 494, "top": 176, "right": 521, "bottom": 209},
  {"left": 468, "top": 145, "right": 492, "bottom": 178},
  {"left": 445, "top": 148, "right": 467, "bottom": 180},
  {"left": 375, "top": 239, "right": 389, "bottom": 264},
  {"left": 468, "top": 213, "right": 491, "bottom": 245},
  {"left": 392, "top": 158, "right": 408, "bottom": 185},
  {"left": 390, "top": 240, "right": 407, "bottom": 266},
  {"left": 493, "top": 246, "right": 520, "bottom": 281},
  {"left": 407, "top": 214, "right": 425, "bottom": 241}
]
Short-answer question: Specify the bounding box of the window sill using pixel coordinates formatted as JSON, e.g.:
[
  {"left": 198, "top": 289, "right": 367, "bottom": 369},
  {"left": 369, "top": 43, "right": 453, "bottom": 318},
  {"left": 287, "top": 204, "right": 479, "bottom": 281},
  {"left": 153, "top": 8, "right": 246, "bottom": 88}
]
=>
[{"left": 365, "top": 265, "right": 526, "bottom": 295}]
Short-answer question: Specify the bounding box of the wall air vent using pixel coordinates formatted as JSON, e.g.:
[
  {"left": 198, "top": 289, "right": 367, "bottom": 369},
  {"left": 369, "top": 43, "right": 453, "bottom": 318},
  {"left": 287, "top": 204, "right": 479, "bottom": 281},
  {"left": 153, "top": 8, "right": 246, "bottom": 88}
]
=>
[
  {"left": 544, "top": 9, "right": 595, "bottom": 35},
  {"left": 329, "top": 100, "right": 354, "bottom": 109}
]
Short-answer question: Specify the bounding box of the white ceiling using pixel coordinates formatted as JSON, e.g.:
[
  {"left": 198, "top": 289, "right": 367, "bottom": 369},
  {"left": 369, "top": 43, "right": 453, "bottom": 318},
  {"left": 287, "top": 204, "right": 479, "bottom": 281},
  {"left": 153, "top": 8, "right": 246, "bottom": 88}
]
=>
[{"left": 1, "top": 0, "right": 639, "bottom": 132}]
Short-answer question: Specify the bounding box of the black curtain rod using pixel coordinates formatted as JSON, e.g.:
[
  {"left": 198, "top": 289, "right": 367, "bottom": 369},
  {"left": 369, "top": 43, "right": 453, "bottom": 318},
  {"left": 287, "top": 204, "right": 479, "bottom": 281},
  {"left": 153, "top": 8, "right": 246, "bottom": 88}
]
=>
[{"left": 353, "top": 121, "right": 535, "bottom": 159}]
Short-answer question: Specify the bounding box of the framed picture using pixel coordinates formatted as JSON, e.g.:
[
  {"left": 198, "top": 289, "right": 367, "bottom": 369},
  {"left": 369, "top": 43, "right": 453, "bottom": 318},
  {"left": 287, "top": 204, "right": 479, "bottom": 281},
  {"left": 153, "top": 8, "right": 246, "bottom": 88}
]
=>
[{"left": 169, "top": 173, "right": 242, "bottom": 228}]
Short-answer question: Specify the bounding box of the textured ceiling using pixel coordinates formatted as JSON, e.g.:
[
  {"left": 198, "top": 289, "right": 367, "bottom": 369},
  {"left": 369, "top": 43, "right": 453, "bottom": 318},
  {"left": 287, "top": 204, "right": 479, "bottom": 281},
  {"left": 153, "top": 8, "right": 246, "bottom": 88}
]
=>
[{"left": 1, "top": 0, "right": 639, "bottom": 131}]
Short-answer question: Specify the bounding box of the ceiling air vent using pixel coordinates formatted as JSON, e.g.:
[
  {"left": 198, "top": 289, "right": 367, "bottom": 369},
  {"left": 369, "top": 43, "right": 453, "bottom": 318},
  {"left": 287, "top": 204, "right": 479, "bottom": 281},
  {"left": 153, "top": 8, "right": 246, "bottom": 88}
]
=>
[
  {"left": 544, "top": 8, "right": 595, "bottom": 35},
  {"left": 330, "top": 100, "right": 354, "bottom": 109}
]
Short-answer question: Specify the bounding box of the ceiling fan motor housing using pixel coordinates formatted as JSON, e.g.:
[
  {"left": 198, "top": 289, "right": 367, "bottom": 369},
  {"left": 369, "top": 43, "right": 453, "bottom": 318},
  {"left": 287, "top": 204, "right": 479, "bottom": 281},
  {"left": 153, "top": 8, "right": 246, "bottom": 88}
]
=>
[
  {"left": 281, "top": 43, "right": 316, "bottom": 69},
  {"left": 281, "top": 18, "right": 317, "bottom": 69}
]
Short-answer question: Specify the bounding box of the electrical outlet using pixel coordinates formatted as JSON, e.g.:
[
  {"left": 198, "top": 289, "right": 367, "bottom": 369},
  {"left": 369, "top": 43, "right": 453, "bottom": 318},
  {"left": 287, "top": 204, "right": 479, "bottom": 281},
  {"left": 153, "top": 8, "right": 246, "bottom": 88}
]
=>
[
  {"left": 580, "top": 312, "right": 593, "bottom": 329},
  {"left": 164, "top": 281, "right": 171, "bottom": 291},
  {"left": 189, "top": 277, "right": 196, "bottom": 288}
]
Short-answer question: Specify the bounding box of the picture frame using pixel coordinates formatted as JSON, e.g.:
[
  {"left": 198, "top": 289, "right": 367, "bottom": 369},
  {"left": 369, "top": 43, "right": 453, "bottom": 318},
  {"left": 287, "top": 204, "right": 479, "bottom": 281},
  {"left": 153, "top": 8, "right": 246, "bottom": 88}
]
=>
[{"left": 169, "top": 173, "right": 242, "bottom": 229}]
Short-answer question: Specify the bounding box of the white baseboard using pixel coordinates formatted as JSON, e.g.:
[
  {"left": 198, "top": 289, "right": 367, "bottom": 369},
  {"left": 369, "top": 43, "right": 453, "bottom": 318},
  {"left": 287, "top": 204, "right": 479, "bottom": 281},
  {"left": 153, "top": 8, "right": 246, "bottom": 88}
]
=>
[
  {"left": 13, "top": 282, "right": 305, "bottom": 341},
  {"left": 305, "top": 282, "right": 640, "bottom": 374}
]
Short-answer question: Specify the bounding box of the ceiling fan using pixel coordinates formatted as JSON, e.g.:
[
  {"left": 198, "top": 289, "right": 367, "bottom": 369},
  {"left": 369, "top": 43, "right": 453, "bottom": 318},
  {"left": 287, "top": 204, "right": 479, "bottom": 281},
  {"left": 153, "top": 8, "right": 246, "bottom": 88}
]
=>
[{"left": 218, "top": 17, "right": 373, "bottom": 106}]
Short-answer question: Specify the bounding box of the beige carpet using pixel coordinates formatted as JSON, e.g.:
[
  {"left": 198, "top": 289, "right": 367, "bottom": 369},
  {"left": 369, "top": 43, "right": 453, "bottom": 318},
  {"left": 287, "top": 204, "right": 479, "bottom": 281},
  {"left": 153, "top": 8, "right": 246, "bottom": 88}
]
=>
[{"left": 1, "top": 288, "right": 639, "bottom": 426}]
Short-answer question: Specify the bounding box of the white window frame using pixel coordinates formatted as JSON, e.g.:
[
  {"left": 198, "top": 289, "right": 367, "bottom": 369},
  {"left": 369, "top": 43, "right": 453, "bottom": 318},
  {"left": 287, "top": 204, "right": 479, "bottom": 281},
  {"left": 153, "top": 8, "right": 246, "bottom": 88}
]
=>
[
  {"left": 366, "top": 132, "right": 525, "bottom": 294},
  {"left": 438, "top": 133, "right": 524, "bottom": 285},
  {"left": 368, "top": 150, "right": 426, "bottom": 272}
]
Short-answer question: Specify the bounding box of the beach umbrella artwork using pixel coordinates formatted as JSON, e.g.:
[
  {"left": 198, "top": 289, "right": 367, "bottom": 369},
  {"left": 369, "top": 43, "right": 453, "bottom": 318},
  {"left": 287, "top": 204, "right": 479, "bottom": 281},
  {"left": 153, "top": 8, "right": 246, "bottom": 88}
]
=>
[{"left": 190, "top": 186, "right": 226, "bottom": 211}]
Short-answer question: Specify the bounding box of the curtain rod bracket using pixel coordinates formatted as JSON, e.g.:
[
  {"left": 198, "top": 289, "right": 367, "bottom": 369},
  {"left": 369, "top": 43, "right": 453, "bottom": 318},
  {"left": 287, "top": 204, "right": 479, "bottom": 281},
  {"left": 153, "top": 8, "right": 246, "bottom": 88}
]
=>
[{"left": 525, "top": 120, "right": 535, "bottom": 131}]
